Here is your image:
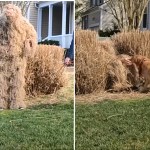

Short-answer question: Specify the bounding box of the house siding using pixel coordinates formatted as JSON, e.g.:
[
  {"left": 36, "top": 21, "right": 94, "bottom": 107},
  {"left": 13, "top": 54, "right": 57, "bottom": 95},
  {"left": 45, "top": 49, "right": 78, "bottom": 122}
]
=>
[
  {"left": 82, "top": 1, "right": 119, "bottom": 31},
  {"left": 82, "top": 6, "right": 100, "bottom": 30},
  {"left": 88, "top": 10, "right": 100, "bottom": 28},
  {"left": 29, "top": 2, "right": 38, "bottom": 32},
  {"left": 83, "top": 0, "right": 150, "bottom": 31},
  {"left": 101, "top": 4, "right": 115, "bottom": 30}
]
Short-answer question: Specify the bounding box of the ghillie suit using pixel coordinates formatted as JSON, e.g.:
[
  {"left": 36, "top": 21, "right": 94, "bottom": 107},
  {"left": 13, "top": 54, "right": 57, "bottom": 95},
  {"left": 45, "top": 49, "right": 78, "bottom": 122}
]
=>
[{"left": 0, "top": 4, "right": 37, "bottom": 109}]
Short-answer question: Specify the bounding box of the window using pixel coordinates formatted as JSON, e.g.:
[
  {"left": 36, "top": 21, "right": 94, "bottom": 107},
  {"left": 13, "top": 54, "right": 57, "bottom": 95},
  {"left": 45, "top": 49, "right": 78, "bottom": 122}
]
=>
[
  {"left": 90, "top": 0, "right": 96, "bottom": 7},
  {"left": 93, "top": 0, "right": 96, "bottom": 6},
  {"left": 82, "top": 16, "right": 88, "bottom": 29},
  {"left": 90, "top": 0, "right": 93, "bottom": 7},
  {"left": 143, "top": 7, "right": 147, "bottom": 28},
  {"left": 90, "top": 0, "right": 103, "bottom": 7},
  {"left": 96, "top": 0, "right": 104, "bottom": 6}
]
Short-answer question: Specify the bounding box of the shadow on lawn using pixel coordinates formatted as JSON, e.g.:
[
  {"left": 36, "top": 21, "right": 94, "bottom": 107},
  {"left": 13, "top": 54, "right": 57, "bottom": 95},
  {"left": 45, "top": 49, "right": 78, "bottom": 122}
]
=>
[{"left": 28, "top": 102, "right": 73, "bottom": 110}]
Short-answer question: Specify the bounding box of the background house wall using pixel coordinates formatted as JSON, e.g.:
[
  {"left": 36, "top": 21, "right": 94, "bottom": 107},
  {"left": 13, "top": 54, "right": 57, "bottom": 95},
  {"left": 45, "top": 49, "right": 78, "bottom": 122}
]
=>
[
  {"left": 28, "top": 1, "right": 74, "bottom": 48},
  {"left": 88, "top": 10, "right": 100, "bottom": 30},
  {"left": 82, "top": 0, "right": 150, "bottom": 32},
  {"left": 76, "top": 0, "right": 88, "bottom": 28},
  {"left": 101, "top": 4, "right": 115, "bottom": 30},
  {"left": 28, "top": 2, "right": 38, "bottom": 31},
  {"left": 82, "top": 6, "right": 100, "bottom": 30}
]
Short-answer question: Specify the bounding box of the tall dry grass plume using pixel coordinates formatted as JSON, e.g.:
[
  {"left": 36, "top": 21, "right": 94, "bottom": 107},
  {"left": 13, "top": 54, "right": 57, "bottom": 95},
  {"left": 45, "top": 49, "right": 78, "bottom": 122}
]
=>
[
  {"left": 75, "top": 30, "right": 130, "bottom": 94},
  {"left": 0, "top": 4, "right": 37, "bottom": 109},
  {"left": 112, "top": 30, "right": 150, "bottom": 57},
  {"left": 26, "top": 45, "right": 67, "bottom": 96}
]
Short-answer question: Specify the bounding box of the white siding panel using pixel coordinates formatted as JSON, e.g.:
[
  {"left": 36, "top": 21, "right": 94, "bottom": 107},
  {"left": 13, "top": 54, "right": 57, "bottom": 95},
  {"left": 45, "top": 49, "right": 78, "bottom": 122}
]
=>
[
  {"left": 101, "top": 4, "right": 115, "bottom": 30},
  {"left": 29, "top": 2, "right": 38, "bottom": 32}
]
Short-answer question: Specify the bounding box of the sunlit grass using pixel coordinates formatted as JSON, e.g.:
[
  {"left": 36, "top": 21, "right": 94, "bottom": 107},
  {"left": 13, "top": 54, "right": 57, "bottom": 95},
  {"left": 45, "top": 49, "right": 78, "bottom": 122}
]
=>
[{"left": 76, "top": 99, "right": 150, "bottom": 149}]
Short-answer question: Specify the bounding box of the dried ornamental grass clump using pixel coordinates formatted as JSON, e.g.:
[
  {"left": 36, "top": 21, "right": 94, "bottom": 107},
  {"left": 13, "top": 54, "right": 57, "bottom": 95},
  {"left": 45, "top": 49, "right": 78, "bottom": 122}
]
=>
[
  {"left": 25, "top": 45, "right": 67, "bottom": 96},
  {"left": 106, "top": 57, "right": 130, "bottom": 92},
  {"left": 0, "top": 4, "right": 37, "bottom": 109},
  {"left": 75, "top": 30, "right": 130, "bottom": 94},
  {"left": 112, "top": 30, "right": 150, "bottom": 57},
  {"left": 99, "top": 40, "right": 116, "bottom": 56},
  {"left": 75, "top": 30, "right": 107, "bottom": 94}
]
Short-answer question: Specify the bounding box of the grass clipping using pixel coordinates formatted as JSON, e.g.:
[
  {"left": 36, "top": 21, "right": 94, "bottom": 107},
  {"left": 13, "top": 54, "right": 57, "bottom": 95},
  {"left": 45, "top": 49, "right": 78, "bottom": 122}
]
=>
[
  {"left": 25, "top": 45, "right": 67, "bottom": 96},
  {"left": 75, "top": 30, "right": 130, "bottom": 94}
]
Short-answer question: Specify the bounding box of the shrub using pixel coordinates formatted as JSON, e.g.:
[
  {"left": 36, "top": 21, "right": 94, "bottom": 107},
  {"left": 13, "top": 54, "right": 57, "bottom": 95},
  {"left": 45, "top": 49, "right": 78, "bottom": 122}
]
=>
[
  {"left": 75, "top": 30, "right": 129, "bottom": 94},
  {"left": 111, "top": 30, "right": 150, "bottom": 57},
  {"left": 98, "top": 24, "right": 120, "bottom": 37},
  {"left": 25, "top": 45, "right": 67, "bottom": 96},
  {"left": 38, "top": 40, "right": 59, "bottom": 46},
  {"left": 98, "top": 29, "right": 120, "bottom": 37}
]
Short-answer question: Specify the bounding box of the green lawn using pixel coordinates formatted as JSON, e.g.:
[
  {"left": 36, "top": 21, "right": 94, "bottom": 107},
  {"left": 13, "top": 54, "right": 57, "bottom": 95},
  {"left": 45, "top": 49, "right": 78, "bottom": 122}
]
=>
[
  {"left": 76, "top": 99, "right": 150, "bottom": 150},
  {"left": 0, "top": 103, "right": 73, "bottom": 150}
]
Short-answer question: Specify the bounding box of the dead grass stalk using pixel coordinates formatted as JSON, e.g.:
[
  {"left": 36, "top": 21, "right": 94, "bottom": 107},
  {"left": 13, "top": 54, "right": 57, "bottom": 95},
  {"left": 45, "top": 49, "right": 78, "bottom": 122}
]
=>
[
  {"left": 25, "top": 45, "right": 67, "bottom": 96},
  {"left": 112, "top": 30, "right": 150, "bottom": 57},
  {"left": 75, "top": 30, "right": 130, "bottom": 94}
]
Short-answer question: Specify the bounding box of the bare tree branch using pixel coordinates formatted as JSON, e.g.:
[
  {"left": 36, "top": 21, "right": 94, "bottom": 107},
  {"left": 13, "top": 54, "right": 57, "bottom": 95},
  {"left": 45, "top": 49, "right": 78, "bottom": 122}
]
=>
[{"left": 106, "top": 0, "right": 149, "bottom": 31}]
